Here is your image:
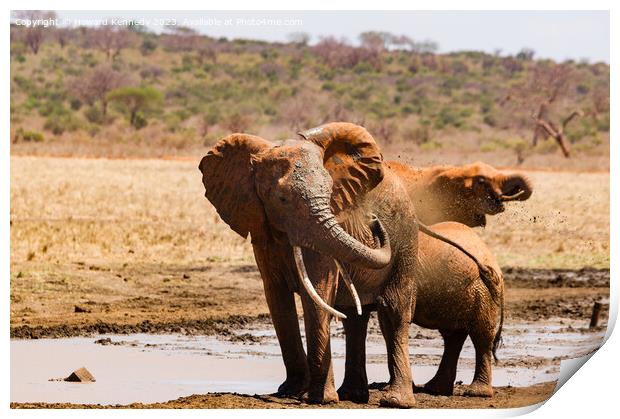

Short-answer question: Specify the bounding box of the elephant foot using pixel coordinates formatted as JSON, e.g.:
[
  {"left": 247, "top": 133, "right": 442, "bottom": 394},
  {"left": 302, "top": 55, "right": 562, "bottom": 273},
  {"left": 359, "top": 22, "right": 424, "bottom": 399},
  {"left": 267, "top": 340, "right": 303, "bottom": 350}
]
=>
[
  {"left": 379, "top": 385, "right": 416, "bottom": 408},
  {"left": 462, "top": 381, "right": 494, "bottom": 398},
  {"left": 304, "top": 386, "right": 339, "bottom": 405},
  {"left": 423, "top": 377, "right": 454, "bottom": 396},
  {"left": 337, "top": 384, "right": 369, "bottom": 404},
  {"left": 276, "top": 376, "right": 309, "bottom": 398}
]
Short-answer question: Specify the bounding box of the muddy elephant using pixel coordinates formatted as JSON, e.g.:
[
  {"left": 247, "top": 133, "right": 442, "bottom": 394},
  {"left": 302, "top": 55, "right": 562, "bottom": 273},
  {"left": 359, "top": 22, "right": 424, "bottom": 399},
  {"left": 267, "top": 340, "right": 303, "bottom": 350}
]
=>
[
  {"left": 199, "top": 122, "right": 423, "bottom": 407},
  {"left": 386, "top": 160, "right": 532, "bottom": 227},
  {"left": 338, "top": 222, "right": 504, "bottom": 402}
]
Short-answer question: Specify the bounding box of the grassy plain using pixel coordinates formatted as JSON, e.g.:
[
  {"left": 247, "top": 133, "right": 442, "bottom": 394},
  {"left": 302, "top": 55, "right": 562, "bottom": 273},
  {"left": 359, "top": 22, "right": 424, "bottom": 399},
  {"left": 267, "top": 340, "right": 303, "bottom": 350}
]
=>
[{"left": 10, "top": 156, "right": 609, "bottom": 333}]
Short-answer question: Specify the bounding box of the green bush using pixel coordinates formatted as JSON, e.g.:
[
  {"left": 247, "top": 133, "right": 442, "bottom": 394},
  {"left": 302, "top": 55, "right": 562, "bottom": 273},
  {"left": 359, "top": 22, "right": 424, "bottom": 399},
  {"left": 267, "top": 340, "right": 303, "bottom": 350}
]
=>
[
  {"left": 483, "top": 114, "right": 497, "bottom": 127},
  {"left": 133, "top": 112, "right": 148, "bottom": 130},
  {"left": 44, "top": 114, "right": 82, "bottom": 135},
  {"left": 140, "top": 37, "right": 158, "bottom": 56},
  {"left": 39, "top": 101, "right": 67, "bottom": 117},
  {"left": 70, "top": 98, "right": 82, "bottom": 111},
  {"left": 84, "top": 105, "right": 104, "bottom": 124},
  {"left": 434, "top": 106, "right": 463, "bottom": 129},
  {"left": 14, "top": 128, "right": 44, "bottom": 142},
  {"left": 107, "top": 86, "right": 163, "bottom": 130}
]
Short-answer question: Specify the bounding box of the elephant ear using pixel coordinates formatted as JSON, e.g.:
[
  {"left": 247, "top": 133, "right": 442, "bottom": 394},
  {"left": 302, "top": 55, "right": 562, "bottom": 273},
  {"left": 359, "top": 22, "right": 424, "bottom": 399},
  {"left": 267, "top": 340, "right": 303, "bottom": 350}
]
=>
[
  {"left": 199, "top": 134, "right": 272, "bottom": 240},
  {"left": 298, "top": 122, "right": 384, "bottom": 213}
]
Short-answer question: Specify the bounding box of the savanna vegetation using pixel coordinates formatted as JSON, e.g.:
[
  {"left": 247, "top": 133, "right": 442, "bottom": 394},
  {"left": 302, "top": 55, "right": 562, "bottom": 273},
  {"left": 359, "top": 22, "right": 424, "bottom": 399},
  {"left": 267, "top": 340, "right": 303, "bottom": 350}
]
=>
[{"left": 10, "top": 13, "right": 609, "bottom": 167}]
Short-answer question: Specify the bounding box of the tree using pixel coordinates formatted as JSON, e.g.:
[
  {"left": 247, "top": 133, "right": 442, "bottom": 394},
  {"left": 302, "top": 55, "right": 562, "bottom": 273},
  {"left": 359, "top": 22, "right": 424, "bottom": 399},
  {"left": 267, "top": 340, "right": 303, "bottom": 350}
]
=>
[
  {"left": 68, "top": 64, "right": 130, "bottom": 119},
  {"left": 503, "top": 63, "right": 582, "bottom": 158},
  {"left": 312, "top": 36, "right": 382, "bottom": 71},
  {"left": 222, "top": 111, "right": 253, "bottom": 133},
  {"left": 13, "top": 10, "right": 56, "bottom": 54},
  {"left": 107, "top": 86, "right": 163, "bottom": 129},
  {"left": 87, "top": 26, "right": 138, "bottom": 60},
  {"left": 287, "top": 32, "right": 310, "bottom": 46},
  {"left": 516, "top": 47, "right": 535, "bottom": 61},
  {"left": 160, "top": 26, "right": 201, "bottom": 51},
  {"left": 527, "top": 64, "right": 580, "bottom": 158},
  {"left": 359, "top": 31, "right": 389, "bottom": 52},
  {"left": 53, "top": 27, "right": 75, "bottom": 49}
]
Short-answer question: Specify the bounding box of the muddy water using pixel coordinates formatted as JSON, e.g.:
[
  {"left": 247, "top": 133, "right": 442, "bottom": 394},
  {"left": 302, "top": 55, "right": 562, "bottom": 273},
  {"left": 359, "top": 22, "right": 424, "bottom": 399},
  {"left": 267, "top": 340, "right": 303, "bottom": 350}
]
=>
[{"left": 11, "top": 319, "right": 604, "bottom": 405}]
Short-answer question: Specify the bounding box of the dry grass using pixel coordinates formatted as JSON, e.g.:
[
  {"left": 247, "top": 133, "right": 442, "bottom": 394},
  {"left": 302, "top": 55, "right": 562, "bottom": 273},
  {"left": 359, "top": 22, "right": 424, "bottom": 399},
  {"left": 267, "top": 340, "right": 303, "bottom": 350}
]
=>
[
  {"left": 9, "top": 156, "right": 608, "bottom": 331},
  {"left": 10, "top": 156, "right": 253, "bottom": 266},
  {"left": 476, "top": 170, "right": 609, "bottom": 268},
  {"left": 11, "top": 156, "right": 608, "bottom": 270}
]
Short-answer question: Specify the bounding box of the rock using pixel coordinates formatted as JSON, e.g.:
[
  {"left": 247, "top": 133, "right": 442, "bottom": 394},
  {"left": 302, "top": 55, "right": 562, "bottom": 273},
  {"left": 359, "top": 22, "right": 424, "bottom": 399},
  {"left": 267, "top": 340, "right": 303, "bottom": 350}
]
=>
[
  {"left": 64, "top": 367, "right": 96, "bottom": 383},
  {"left": 74, "top": 305, "right": 90, "bottom": 313},
  {"left": 94, "top": 337, "right": 112, "bottom": 345}
]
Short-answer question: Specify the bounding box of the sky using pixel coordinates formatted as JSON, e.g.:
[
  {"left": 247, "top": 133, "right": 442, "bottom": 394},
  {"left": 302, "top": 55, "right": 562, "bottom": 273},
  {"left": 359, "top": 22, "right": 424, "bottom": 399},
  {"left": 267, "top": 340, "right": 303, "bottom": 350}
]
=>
[{"left": 48, "top": 10, "right": 610, "bottom": 63}]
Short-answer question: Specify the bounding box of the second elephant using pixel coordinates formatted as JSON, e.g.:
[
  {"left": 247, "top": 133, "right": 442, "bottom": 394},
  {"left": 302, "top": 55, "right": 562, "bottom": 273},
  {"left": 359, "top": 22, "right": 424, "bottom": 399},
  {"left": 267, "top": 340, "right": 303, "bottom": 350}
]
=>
[{"left": 338, "top": 221, "right": 504, "bottom": 402}]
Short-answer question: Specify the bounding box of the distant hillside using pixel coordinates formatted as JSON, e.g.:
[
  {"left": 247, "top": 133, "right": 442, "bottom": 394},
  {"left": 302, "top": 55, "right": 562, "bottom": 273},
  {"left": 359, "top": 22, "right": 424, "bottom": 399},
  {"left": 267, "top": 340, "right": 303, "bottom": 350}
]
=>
[{"left": 9, "top": 24, "right": 610, "bottom": 166}]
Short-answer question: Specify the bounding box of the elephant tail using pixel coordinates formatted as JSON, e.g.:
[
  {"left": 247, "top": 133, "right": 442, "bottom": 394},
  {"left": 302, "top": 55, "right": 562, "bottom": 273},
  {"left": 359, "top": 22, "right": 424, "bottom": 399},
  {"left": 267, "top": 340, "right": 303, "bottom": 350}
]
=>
[
  {"left": 492, "top": 276, "right": 505, "bottom": 363},
  {"left": 418, "top": 222, "right": 505, "bottom": 361},
  {"left": 418, "top": 223, "right": 502, "bottom": 305}
]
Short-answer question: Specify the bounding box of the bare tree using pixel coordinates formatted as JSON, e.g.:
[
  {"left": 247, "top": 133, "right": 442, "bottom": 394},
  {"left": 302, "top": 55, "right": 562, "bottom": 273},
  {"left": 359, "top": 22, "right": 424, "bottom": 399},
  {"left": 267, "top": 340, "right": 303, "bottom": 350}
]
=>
[
  {"left": 160, "top": 26, "right": 201, "bottom": 51},
  {"left": 222, "top": 112, "right": 253, "bottom": 133},
  {"left": 87, "top": 26, "right": 138, "bottom": 60},
  {"left": 160, "top": 26, "right": 217, "bottom": 64},
  {"left": 369, "top": 120, "right": 397, "bottom": 145},
  {"left": 312, "top": 36, "right": 382, "bottom": 70},
  {"left": 287, "top": 32, "right": 310, "bottom": 46},
  {"left": 501, "top": 63, "right": 582, "bottom": 158},
  {"left": 588, "top": 85, "right": 610, "bottom": 122},
  {"left": 196, "top": 40, "right": 218, "bottom": 65},
  {"left": 527, "top": 64, "right": 581, "bottom": 158},
  {"left": 359, "top": 31, "right": 388, "bottom": 52},
  {"left": 13, "top": 10, "right": 56, "bottom": 54},
  {"left": 68, "top": 64, "right": 131, "bottom": 118},
  {"left": 53, "top": 27, "right": 75, "bottom": 49},
  {"left": 281, "top": 93, "right": 315, "bottom": 130}
]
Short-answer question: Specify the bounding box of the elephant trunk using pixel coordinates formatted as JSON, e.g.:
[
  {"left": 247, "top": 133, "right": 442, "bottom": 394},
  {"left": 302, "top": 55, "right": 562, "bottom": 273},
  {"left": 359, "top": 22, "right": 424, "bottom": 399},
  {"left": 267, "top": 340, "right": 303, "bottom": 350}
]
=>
[
  {"left": 499, "top": 173, "right": 533, "bottom": 202},
  {"left": 297, "top": 203, "right": 392, "bottom": 270},
  {"left": 290, "top": 199, "right": 390, "bottom": 319}
]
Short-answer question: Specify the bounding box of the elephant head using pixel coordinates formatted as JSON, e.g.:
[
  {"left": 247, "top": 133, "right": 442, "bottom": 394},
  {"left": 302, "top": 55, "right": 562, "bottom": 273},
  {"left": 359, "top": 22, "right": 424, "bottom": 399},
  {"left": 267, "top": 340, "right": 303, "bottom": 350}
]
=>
[
  {"left": 199, "top": 123, "right": 390, "bottom": 317},
  {"left": 424, "top": 162, "right": 533, "bottom": 227}
]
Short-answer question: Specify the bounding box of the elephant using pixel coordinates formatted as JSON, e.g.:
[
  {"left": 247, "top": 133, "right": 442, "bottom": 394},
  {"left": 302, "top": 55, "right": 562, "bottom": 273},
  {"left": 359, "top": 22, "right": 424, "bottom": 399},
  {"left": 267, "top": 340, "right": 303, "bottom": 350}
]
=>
[
  {"left": 386, "top": 160, "right": 533, "bottom": 227},
  {"left": 336, "top": 221, "right": 504, "bottom": 402},
  {"left": 199, "top": 122, "right": 427, "bottom": 407}
]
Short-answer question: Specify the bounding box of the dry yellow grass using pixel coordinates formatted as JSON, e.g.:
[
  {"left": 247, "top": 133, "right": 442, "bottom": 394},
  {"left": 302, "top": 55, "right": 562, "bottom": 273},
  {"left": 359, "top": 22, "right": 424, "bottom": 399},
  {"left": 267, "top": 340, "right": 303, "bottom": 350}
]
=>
[
  {"left": 10, "top": 156, "right": 253, "bottom": 266},
  {"left": 11, "top": 156, "right": 608, "bottom": 270},
  {"left": 9, "top": 156, "right": 608, "bottom": 332},
  {"left": 477, "top": 170, "right": 609, "bottom": 268}
]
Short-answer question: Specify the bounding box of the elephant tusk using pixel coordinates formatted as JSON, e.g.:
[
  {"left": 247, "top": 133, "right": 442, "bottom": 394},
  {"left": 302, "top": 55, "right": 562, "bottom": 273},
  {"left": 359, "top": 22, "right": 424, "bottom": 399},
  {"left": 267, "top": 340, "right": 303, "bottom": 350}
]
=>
[
  {"left": 500, "top": 190, "right": 526, "bottom": 201},
  {"left": 335, "top": 260, "right": 362, "bottom": 316},
  {"left": 293, "top": 246, "right": 347, "bottom": 319}
]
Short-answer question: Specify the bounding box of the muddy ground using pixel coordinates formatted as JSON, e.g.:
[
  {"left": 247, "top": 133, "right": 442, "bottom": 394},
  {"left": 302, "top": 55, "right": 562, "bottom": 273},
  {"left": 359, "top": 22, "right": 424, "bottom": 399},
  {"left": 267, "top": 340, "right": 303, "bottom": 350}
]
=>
[
  {"left": 10, "top": 158, "right": 609, "bottom": 408},
  {"left": 11, "top": 382, "right": 556, "bottom": 409},
  {"left": 10, "top": 266, "right": 609, "bottom": 339},
  {"left": 10, "top": 266, "right": 608, "bottom": 409}
]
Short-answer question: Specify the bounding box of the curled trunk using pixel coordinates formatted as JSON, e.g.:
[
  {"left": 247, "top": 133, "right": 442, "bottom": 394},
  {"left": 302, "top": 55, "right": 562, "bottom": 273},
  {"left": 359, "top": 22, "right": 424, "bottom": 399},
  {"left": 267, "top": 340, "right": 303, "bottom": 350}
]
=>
[
  {"left": 499, "top": 174, "right": 533, "bottom": 202},
  {"left": 296, "top": 206, "right": 391, "bottom": 270}
]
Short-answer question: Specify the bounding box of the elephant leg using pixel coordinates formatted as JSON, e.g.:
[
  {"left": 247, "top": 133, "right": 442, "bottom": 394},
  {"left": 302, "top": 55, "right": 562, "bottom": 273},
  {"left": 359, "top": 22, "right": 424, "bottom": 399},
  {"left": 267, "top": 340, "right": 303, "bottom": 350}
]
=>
[
  {"left": 337, "top": 305, "right": 372, "bottom": 403},
  {"left": 463, "top": 327, "right": 494, "bottom": 397},
  {"left": 376, "top": 272, "right": 416, "bottom": 408},
  {"left": 424, "top": 329, "right": 467, "bottom": 396},
  {"left": 299, "top": 249, "right": 339, "bottom": 404},
  {"left": 253, "top": 244, "right": 309, "bottom": 397}
]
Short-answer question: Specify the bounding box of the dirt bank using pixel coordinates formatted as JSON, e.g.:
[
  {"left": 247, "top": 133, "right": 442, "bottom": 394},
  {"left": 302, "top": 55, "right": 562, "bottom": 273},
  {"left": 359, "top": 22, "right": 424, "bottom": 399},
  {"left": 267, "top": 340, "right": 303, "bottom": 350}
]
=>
[
  {"left": 11, "top": 381, "right": 555, "bottom": 409},
  {"left": 11, "top": 267, "right": 609, "bottom": 339}
]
